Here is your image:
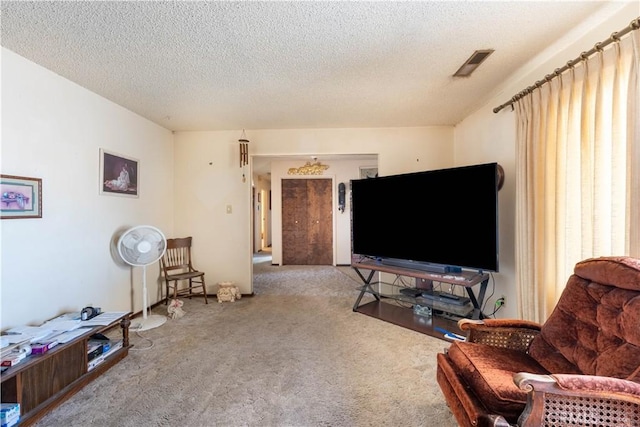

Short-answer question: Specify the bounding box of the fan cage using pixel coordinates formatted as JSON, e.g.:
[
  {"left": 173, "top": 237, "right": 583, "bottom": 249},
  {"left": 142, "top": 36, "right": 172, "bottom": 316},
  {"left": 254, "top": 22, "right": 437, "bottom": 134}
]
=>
[{"left": 118, "top": 225, "right": 167, "bottom": 266}]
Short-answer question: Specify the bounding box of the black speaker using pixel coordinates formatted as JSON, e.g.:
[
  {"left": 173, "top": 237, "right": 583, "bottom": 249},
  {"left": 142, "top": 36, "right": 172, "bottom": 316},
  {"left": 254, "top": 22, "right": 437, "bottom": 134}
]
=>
[{"left": 338, "top": 183, "right": 346, "bottom": 213}]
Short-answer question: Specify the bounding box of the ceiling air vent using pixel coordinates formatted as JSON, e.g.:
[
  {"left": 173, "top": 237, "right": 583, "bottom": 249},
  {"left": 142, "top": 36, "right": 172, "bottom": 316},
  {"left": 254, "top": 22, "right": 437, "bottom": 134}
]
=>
[{"left": 453, "top": 49, "right": 494, "bottom": 77}]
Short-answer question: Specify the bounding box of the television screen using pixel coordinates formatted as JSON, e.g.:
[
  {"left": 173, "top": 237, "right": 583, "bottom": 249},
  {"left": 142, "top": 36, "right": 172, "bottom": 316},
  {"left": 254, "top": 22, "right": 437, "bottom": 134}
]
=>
[{"left": 351, "top": 162, "right": 499, "bottom": 272}]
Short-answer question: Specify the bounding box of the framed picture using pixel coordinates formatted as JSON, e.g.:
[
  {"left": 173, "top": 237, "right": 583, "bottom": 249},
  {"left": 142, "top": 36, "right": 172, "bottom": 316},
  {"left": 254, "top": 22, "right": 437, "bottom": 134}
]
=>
[
  {"left": 1, "top": 175, "right": 42, "bottom": 219},
  {"left": 359, "top": 167, "right": 378, "bottom": 179},
  {"left": 100, "top": 149, "right": 139, "bottom": 197}
]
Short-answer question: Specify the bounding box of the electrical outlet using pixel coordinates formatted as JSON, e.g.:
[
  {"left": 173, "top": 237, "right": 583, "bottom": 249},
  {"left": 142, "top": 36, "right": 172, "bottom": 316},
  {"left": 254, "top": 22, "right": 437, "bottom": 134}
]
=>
[{"left": 495, "top": 296, "right": 505, "bottom": 308}]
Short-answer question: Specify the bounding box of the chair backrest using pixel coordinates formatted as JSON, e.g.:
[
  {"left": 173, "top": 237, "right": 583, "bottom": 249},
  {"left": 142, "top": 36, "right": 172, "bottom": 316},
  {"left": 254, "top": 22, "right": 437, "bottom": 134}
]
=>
[
  {"left": 528, "top": 256, "right": 640, "bottom": 381},
  {"left": 161, "top": 237, "right": 196, "bottom": 275}
]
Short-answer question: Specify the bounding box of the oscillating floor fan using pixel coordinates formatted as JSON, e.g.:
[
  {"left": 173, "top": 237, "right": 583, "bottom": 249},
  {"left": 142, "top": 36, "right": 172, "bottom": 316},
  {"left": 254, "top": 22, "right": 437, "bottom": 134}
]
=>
[{"left": 117, "top": 225, "right": 167, "bottom": 331}]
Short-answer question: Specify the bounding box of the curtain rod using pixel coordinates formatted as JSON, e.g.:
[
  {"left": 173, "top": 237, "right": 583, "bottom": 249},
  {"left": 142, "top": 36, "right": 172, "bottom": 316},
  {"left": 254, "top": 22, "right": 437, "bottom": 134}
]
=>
[{"left": 493, "top": 17, "right": 640, "bottom": 114}]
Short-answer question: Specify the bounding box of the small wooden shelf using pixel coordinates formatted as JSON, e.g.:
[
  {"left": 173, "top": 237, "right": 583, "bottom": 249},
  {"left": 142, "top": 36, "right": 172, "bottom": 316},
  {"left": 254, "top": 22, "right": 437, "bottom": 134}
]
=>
[{"left": 0, "top": 313, "right": 131, "bottom": 426}]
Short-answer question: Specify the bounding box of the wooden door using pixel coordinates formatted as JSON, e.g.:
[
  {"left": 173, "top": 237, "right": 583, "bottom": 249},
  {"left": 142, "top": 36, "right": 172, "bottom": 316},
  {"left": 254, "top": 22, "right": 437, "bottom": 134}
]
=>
[
  {"left": 282, "top": 179, "right": 333, "bottom": 265},
  {"left": 282, "top": 180, "right": 308, "bottom": 265},
  {"left": 306, "top": 179, "right": 332, "bottom": 264}
]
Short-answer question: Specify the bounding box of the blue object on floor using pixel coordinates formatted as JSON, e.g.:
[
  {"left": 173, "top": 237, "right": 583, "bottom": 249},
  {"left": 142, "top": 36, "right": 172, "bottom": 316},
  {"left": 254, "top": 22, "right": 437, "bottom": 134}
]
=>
[{"left": 434, "top": 326, "right": 465, "bottom": 341}]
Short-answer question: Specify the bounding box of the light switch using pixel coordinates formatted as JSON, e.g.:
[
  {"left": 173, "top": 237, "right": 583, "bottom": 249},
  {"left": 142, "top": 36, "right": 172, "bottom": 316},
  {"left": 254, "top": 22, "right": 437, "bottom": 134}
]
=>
[{"left": 226, "top": 205, "right": 232, "bottom": 214}]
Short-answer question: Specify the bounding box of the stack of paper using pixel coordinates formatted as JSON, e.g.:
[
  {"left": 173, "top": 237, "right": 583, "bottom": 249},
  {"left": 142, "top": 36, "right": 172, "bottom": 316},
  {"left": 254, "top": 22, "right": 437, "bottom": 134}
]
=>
[
  {"left": 0, "top": 337, "right": 31, "bottom": 359},
  {"left": 79, "top": 312, "right": 129, "bottom": 327},
  {"left": 1, "top": 312, "right": 128, "bottom": 351},
  {"left": 51, "top": 329, "right": 88, "bottom": 344},
  {"left": 41, "top": 319, "right": 82, "bottom": 332},
  {"left": 0, "top": 335, "right": 30, "bottom": 349},
  {"left": 4, "top": 326, "right": 55, "bottom": 344}
]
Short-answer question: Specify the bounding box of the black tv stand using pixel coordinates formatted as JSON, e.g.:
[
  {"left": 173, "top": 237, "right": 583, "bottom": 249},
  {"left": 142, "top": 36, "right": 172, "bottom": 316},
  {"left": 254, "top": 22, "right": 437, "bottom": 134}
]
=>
[{"left": 351, "top": 260, "right": 490, "bottom": 341}]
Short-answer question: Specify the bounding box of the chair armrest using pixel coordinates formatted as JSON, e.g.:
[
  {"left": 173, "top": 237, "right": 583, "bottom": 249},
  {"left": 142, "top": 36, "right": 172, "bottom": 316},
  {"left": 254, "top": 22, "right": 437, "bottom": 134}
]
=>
[
  {"left": 514, "top": 373, "right": 640, "bottom": 427},
  {"left": 458, "top": 318, "right": 542, "bottom": 352}
]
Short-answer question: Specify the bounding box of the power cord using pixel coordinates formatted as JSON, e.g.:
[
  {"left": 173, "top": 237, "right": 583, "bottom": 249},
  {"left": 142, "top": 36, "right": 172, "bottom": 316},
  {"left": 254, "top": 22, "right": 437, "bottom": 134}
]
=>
[
  {"left": 480, "top": 273, "right": 498, "bottom": 317},
  {"left": 486, "top": 297, "right": 505, "bottom": 317},
  {"left": 129, "top": 330, "right": 155, "bottom": 351}
]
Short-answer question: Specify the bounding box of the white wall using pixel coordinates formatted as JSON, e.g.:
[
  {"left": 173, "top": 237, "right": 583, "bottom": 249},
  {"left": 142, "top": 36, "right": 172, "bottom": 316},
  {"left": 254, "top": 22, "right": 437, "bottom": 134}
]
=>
[
  {"left": 174, "top": 127, "right": 454, "bottom": 294},
  {"left": 171, "top": 131, "right": 251, "bottom": 296},
  {"left": 249, "top": 127, "right": 455, "bottom": 175},
  {"left": 1, "top": 49, "right": 174, "bottom": 329},
  {"left": 453, "top": 1, "right": 638, "bottom": 319}
]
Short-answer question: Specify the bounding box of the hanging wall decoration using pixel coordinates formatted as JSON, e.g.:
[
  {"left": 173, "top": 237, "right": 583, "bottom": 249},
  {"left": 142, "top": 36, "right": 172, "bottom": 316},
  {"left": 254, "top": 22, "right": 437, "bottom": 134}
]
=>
[
  {"left": 239, "top": 130, "right": 249, "bottom": 182},
  {"left": 100, "top": 149, "right": 139, "bottom": 197},
  {"left": 1, "top": 174, "right": 42, "bottom": 219},
  {"left": 287, "top": 161, "right": 329, "bottom": 175}
]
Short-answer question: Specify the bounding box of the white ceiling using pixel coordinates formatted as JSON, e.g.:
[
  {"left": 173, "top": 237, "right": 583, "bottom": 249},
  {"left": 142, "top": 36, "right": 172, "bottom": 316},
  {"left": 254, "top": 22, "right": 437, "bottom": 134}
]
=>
[{"left": 1, "top": 1, "right": 615, "bottom": 132}]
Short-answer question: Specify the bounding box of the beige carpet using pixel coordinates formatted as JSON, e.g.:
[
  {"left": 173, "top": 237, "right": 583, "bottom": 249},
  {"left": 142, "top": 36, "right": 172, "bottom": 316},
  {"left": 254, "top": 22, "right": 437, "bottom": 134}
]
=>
[{"left": 34, "top": 257, "right": 458, "bottom": 427}]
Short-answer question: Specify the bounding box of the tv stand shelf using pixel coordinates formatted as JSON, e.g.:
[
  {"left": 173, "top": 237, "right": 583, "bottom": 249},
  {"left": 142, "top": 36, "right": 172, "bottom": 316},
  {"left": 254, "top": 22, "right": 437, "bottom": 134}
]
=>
[
  {"left": 352, "top": 260, "right": 490, "bottom": 340},
  {"left": 0, "top": 312, "right": 131, "bottom": 426}
]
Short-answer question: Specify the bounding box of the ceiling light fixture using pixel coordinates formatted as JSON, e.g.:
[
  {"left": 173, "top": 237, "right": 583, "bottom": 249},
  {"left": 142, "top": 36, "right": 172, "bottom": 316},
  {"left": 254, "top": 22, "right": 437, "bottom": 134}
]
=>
[{"left": 453, "top": 49, "right": 494, "bottom": 77}]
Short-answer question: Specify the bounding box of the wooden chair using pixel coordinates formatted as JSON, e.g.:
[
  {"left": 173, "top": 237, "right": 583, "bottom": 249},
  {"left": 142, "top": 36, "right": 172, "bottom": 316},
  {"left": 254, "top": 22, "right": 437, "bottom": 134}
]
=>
[{"left": 161, "top": 237, "right": 208, "bottom": 304}]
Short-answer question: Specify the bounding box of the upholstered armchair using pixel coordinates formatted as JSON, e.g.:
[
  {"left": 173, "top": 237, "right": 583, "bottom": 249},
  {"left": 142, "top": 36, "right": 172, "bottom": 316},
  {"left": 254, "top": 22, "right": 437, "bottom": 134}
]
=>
[{"left": 436, "top": 256, "right": 640, "bottom": 427}]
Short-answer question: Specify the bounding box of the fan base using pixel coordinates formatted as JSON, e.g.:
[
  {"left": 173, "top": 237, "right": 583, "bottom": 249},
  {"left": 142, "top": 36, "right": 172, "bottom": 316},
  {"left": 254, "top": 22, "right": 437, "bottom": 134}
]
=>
[{"left": 130, "top": 314, "right": 167, "bottom": 331}]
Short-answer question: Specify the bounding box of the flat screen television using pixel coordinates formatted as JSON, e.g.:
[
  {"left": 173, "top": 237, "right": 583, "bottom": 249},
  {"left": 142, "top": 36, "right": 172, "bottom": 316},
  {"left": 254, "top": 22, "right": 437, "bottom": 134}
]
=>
[{"left": 351, "top": 162, "right": 499, "bottom": 273}]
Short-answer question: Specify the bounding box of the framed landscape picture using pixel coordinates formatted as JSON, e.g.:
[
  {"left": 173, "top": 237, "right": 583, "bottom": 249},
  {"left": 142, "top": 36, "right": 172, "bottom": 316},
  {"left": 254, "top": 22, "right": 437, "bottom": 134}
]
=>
[
  {"left": 1, "top": 174, "right": 42, "bottom": 219},
  {"left": 100, "top": 149, "right": 139, "bottom": 197}
]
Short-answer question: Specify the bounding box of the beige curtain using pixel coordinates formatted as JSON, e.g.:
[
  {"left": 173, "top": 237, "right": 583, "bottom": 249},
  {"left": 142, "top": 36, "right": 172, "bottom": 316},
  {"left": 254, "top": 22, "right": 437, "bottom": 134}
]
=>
[{"left": 515, "top": 29, "right": 639, "bottom": 322}]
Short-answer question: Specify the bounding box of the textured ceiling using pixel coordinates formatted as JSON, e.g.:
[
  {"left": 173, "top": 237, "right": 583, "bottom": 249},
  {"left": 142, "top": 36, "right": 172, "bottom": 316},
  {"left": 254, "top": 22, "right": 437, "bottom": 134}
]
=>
[{"left": 1, "top": 1, "right": 613, "bottom": 132}]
